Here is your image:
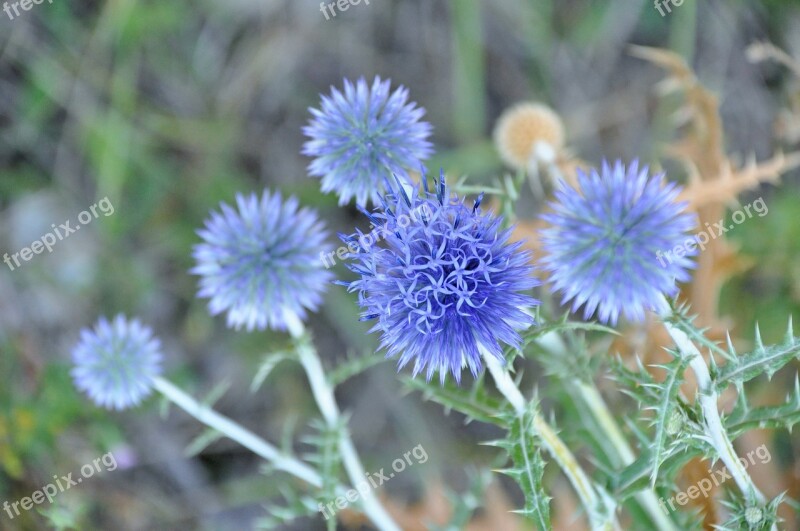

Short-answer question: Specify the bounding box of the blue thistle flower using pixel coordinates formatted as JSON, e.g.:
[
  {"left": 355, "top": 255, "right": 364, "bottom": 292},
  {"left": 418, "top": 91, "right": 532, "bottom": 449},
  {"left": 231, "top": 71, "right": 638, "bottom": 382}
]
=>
[
  {"left": 192, "top": 191, "right": 333, "bottom": 332},
  {"left": 539, "top": 160, "right": 697, "bottom": 325},
  {"left": 71, "top": 315, "right": 162, "bottom": 410},
  {"left": 302, "top": 76, "right": 433, "bottom": 207},
  {"left": 340, "top": 172, "right": 539, "bottom": 383}
]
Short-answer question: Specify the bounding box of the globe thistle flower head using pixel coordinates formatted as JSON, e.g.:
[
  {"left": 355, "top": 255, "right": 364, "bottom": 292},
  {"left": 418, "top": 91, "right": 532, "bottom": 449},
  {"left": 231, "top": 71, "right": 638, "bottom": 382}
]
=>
[
  {"left": 71, "top": 315, "right": 162, "bottom": 410},
  {"left": 340, "top": 171, "right": 539, "bottom": 383},
  {"left": 192, "top": 190, "right": 333, "bottom": 332},
  {"left": 302, "top": 76, "right": 433, "bottom": 207},
  {"left": 494, "top": 102, "right": 565, "bottom": 170},
  {"left": 539, "top": 160, "right": 697, "bottom": 325}
]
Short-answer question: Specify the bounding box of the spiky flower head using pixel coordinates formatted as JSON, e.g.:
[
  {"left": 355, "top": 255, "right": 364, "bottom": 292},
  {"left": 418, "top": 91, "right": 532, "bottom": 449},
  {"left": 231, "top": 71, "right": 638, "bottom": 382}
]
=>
[
  {"left": 302, "top": 76, "right": 433, "bottom": 207},
  {"left": 539, "top": 160, "right": 697, "bottom": 325},
  {"left": 71, "top": 315, "right": 162, "bottom": 410},
  {"left": 340, "top": 172, "right": 539, "bottom": 383},
  {"left": 192, "top": 190, "right": 333, "bottom": 332},
  {"left": 494, "top": 102, "right": 565, "bottom": 169}
]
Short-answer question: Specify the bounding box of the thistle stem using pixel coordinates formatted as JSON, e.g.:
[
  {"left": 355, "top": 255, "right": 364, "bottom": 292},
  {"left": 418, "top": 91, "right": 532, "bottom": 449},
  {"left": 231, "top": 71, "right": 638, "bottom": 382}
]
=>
[
  {"left": 660, "top": 318, "right": 767, "bottom": 502},
  {"left": 152, "top": 377, "right": 322, "bottom": 487},
  {"left": 482, "top": 351, "right": 619, "bottom": 531},
  {"left": 537, "top": 332, "right": 678, "bottom": 530},
  {"left": 285, "top": 314, "right": 401, "bottom": 531},
  {"left": 657, "top": 298, "right": 771, "bottom": 522}
]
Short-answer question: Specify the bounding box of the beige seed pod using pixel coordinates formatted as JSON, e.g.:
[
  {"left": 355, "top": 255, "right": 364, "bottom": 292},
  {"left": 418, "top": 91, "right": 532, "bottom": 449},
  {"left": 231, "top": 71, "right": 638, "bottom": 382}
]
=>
[{"left": 493, "top": 102, "right": 565, "bottom": 170}]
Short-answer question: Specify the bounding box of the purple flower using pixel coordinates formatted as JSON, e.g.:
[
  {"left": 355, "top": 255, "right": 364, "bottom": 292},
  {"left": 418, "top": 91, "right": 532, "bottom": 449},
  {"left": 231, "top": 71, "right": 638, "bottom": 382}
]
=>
[
  {"left": 302, "top": 76, "right": 433, "bottom": 207},
  {"left": 539, "top": 160, "right": 697, "bottom": 325},
  {"left": 340, "top": 172, "right": 539, "bottom": 383},
  {"left": 192, "top": 191, "right": 333, "bottom": 331},
  {"left": 71, "top": 315, "right": 162, "bottom": 410}
]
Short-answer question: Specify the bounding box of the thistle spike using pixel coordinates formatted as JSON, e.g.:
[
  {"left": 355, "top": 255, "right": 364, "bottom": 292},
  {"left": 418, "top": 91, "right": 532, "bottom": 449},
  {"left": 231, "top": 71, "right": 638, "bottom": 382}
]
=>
[
  {"left": 754, "top": 323, "right": 764, "bottom": 352},
  {"left": 725, "top": 331, "right": 737, "bottom": 360},
  {"left": 794, "top": 373, "right": 800, "bottom": 402},
  {"left": 708, "top": 349, "right": 718, "bottom": 375}
]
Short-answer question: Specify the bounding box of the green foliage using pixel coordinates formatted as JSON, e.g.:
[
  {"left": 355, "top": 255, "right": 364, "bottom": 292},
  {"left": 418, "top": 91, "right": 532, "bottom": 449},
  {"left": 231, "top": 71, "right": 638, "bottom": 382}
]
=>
[
  {"left": 488, "top": 404, "right": 551, "bottom": 529},
  {"left": 713, "top": 320, "right": 800, "bottom": 391},
  {"left": 725, "top": 376, "right": 800, "bottom": 438},
  {"left": 517, "top": 314, "right": 617, "bottom": 382},
  {"left": 301, "top": 418, "right": 344, "bottom": 513},
  {"left": 404, "top": 365, "right": 555, "bottom": 527},
  {"left": 184, "top": 427, "right": 224, "bottom": 458},
  {"left": 255, "top": 485, "right": 321, "bottom": 530},
  {"left": 718, "top": 492, "right": 786, "bottom": 531},
  {"left": 251, "top": 351, "right": 295, "bottom": 393},
  {"left": 428, "top": 470, "right": 492, "bottom": 531},
  {"left": 328, "top": 350, "right": 388, "bottom": 387},
  {"left": 646, "top": 358, "right": 689, "bottom": 487},
  {"left": 404, "top": 375, "right": 508, "bottom": 427},
  {"left": 38, "top": 503, "right": 88, "bottom": 531},
  {"left": 609, "top": 356, "right": 706, "bottom": 496}
]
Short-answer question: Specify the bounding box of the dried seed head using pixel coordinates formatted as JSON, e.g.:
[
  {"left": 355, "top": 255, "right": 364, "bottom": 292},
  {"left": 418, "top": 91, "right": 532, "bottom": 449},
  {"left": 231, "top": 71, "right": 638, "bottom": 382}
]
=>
[{"left": 493, "top": 102, "right": 565, "bottom": 170}]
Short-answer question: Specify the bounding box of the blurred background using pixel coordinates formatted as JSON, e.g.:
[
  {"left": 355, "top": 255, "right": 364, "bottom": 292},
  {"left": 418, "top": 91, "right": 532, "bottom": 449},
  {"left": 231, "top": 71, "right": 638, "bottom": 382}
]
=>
[{"left": 1, "top": 0, "right": 799, "bottom": 529}]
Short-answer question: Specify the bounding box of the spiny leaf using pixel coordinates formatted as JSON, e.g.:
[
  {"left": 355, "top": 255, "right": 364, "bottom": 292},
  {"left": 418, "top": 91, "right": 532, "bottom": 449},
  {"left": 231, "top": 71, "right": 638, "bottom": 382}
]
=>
[
  {"left": 523, "top": 324, "right": 602, "bottom": 383},
  {"left": 519, "top": 313, "right": 620, "bottom": 347},
  {"left": 499, "top": 402, "right": 551, "bottom": 530},
  {"left": 251, "top": 351, "right": 294, "bottom": 392},
  {"left": 184, "top": 427, "right": 224, "bottom": 457},
  {"left": 715, "top": 319, "right": 800, "bottom": 391},
  {"left": 202, "top": 378, "right": 231, "bottom": 407},
  {"left": 402, "top": 376, "right": 508, "bottom": 427},
  {"left": 725, "top": 374, "right": 800, "bottom": 437},
  {"left": 667, "top": 307, "right": 733, "bottom": 361},
  {"left": 427, "top": 469, "right": 491, "bottom": 531},
  {"left": 300, "top": 419, "right": 343, "bottom": 510},
  {"left": 648, "top": 357, "right": 689, "bottom": 488},
  {"left": 609, "top": 355, "right": 661, "bottom": 406},
  {"left": 328, "top": 349, "right": 387, "bottom": 386},
  {"left": 255, "top": 484, "right": 321, "bottom": 529},
  {"left": 613, "top": 445, "right": 702, "bottom": 499}
]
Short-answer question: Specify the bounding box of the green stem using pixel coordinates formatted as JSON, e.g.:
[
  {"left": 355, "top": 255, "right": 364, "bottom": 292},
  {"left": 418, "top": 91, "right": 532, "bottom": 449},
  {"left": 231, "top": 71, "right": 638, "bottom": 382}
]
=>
[
  {"left": 482, "top": 351, "right": 619, "bottom": 531},
  {"left": 153, "top": 377, "right": 322, "bottom": 487},
  {"left": 285, "top": 314, "right": 401, "bottom": 531},
  {"left": 660, "top": 319, "right": 767, "bottom": 503},
  {"left": 658, "top": 298, "right": 774, "bottom": 530},
  {"left": 537, "top": 332, "right": 677, "bottom": 530}
]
